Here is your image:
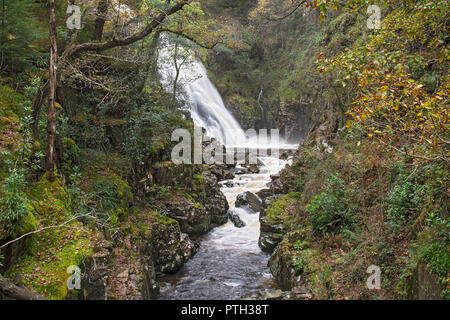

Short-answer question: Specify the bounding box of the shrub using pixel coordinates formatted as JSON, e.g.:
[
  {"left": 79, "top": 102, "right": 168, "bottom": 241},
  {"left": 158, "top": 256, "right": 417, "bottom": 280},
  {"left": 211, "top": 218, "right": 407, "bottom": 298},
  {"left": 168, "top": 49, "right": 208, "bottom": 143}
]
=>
[
  {"left": 385, "top": 173, "right": 429, "bottom": 235},
  {"left": 0, "top": 168, "right": 32, "bottom": 236},
  {"left": 306, "top": 174, "right": 355, "bottom": 236}
]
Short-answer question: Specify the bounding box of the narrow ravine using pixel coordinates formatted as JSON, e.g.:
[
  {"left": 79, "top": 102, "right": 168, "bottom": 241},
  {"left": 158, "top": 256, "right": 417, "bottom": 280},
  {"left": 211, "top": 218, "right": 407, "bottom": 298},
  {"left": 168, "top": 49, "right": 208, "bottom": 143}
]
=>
[
  {"left": 157, "top": 38, "right": 297, "bottom": 299},
  {"left": 158, "top": 154, "right": 293, "bottom": 300}
]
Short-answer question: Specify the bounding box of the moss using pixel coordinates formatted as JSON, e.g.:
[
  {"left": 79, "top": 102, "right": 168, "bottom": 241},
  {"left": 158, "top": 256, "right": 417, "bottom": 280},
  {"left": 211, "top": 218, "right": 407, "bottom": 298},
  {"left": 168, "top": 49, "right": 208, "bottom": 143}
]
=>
[
  {"left": 17, "top": 208, "right": 39, "bottom": 235},
  {"left": 265, "top": 192, "right": 301, "bottom": 229},
  {"left": 0, "top": 85, "right": 27, "bottom": 118},
  {"left": 6, "top": 174, "right": 100, "bottom": 299}
]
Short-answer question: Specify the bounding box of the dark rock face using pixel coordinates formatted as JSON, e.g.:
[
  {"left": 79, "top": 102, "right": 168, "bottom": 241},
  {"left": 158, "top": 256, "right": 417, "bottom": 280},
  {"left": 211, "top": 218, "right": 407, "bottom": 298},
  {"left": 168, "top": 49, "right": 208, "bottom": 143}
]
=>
[
  {"left": 235, "top": 191, "right": 262, "bottom": 213},
  {"left": 267, "top": 173, "right": 284, "bottom": 194},
  {"left": 278, "top": 102, "right": 312, "bottom": 144},
  {"left": 105, "top": 210, "right": 196, "bottom": 300},
  {"left": 162, "top": 194, "right": 212, "bottom": 239},
  {"left": 79, "top": 241, "right": 113, "bottom": 300},
  {"left": 149, "top": 165, "right": 229, "bottom": 239},
  {"left": 152, "top": 225, "right": 196, "bottom": 273},
  {"left": 406, "top": 261, "right": 444, "bottom": 300},
  {"left": 268, "top": 244, "right": 298, "bottom": 291},
  {"left": 227, "top": 210, "right": 246, "bottom": 228},
  {"left": 259, "top": 217, "right": 285, "bottom": 253},
  {"left": 201, "top": 169, "right": 230, "bottom": 227}
]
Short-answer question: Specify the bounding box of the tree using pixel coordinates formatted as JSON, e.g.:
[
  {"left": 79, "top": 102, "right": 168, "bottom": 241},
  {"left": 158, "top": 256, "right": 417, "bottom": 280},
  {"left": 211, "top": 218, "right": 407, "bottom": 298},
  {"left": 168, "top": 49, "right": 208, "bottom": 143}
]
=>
[
  {"left": 46, "top": 0, "right": 57, "bottom": 178},
  {"left": 33, "top": 0, "right": 224, "bottom": 176},
  {"left": 93, "top": 0, "right": 110, "bottom": 41}
]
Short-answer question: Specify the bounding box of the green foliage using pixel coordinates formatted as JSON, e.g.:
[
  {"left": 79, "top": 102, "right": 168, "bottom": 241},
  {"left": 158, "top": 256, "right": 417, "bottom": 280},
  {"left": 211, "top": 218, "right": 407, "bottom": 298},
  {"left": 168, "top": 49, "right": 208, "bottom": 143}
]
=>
[
  {"left": 125, "top": 103, "right": 191, "bottom": 175},
  {"left": 0, "top": 168, "right": 32, "bottom": 236},
  {"left": 385, "top": 173, "right": 429, "bottom": 235},
  {"left": 306, "top": 174, "right": 355, "bottom": 236},
  {"left": 0, "top": 0, "right": 46, "bottom": 73}
]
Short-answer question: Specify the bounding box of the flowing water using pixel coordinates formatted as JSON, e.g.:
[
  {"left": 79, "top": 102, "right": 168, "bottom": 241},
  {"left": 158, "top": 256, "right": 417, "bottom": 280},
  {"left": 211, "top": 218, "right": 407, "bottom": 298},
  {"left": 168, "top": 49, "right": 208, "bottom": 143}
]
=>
[
  {"left": 157, "top": 156, "right": 293, "bottom": 299},
  {"left": 157, "top": 38, "right": 298, "bottom": 299}
]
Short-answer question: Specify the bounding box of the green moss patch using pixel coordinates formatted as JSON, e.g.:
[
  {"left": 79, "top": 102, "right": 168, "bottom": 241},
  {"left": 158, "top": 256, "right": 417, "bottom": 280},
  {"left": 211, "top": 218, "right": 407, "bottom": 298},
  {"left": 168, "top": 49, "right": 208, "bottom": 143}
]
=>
[{"left": 6, "top": 174, "right": 101, "bottom": 299}]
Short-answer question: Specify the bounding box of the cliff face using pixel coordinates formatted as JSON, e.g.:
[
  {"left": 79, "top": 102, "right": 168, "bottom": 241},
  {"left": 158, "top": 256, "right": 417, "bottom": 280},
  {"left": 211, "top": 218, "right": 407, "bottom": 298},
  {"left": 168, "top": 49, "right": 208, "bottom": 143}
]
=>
[{"left": 278, "top": 102, "right": 313, "bottom": 143}]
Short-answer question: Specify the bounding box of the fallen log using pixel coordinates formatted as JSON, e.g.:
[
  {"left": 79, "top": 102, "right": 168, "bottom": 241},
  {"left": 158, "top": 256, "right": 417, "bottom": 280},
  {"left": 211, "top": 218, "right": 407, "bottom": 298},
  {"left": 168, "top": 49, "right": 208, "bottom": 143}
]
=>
[{"left": 0, "top": 277, "right": 47, "bottom": 300}]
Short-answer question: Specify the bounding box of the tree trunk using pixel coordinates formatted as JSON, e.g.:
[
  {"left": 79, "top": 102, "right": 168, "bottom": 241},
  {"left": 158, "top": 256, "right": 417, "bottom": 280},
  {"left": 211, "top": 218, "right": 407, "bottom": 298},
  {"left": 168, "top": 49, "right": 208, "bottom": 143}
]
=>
[
  {"left": 0, "top": 277, "right": 47, "bottom": 300},
  {"left": 45, "top": 0, "right": 57, "bottom": 179},
  {"left": 93, "top": 0, "right": 109, "bottom": 41},
  {"left": 31, "top": 0, "right": 191, "bottom": 128},
  {"left": 0, "top": 0, "right": 5, "bottom": 70}
]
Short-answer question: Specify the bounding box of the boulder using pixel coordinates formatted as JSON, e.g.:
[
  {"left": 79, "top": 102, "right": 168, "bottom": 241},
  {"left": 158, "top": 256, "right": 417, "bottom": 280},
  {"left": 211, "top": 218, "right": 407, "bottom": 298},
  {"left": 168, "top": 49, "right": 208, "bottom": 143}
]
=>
[
  {"left": 234, "top": 167, "right": 249, "bottom": 175},
  {"left": 248, "top": 164, "right": 260, "bottom": 174},
  {"left": 227, "top": 210, "right": 246, "bottom": 228},
  {"left": 259, "top": 216, "right": 285, "bottom": 253},
  {"left": 235, "top": 191, "right": 262, "bottom": 213}
]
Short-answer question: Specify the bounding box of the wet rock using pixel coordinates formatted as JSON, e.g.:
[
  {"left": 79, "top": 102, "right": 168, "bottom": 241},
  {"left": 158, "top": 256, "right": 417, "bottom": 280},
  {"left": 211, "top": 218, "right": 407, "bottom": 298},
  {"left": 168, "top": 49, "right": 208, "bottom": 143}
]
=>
[
  {"left": 278, "top": 102, "right": 312, "bottom": 143},
  {"left": 248, "top": 164, "right": 260, "bottom": 174},
  {"left": 152, "top": 222, "right": 196, "bottom": 273},
  {"left": 258, "top": 232, "right": 285, "bottom": 254},
  {"left": 263, "top": 289, "right": 283, "bottom": 300},
  {"left": 257, "top": 188, "right": 273, "bottom": 200},
  {"left": 268, "top": 244, "right": 298, "bottom": 291},
  {"left": 210, "top": 165, "right": 225, "bottom": 180},
  {"left": 200, "top": 170, "right": 229, "bottom": 227},
  {"left": 234, "top": 167, "right": 249, "bottom": 175},
  {"left": 235, "top": 191, "right": 262, "bottom": 213},
  {"left": 161, "top": 193, "right": 212, "bottom": 239},
  {"left": 222, "top": 180, "right": 234, "bottom": 188},
  {"left": 224, "top": 169, "right": 235, "bottom": 180},
  {"left": 227, "top": 210, "right": 246, "bottom": 228},
  {"left": 267, "top": 176, "right": 283, "bottom": 194}
]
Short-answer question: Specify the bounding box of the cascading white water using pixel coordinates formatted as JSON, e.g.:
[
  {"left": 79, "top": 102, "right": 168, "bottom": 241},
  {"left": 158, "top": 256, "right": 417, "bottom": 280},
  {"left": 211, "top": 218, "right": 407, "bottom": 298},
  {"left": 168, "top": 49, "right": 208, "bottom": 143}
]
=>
[
  {"left": 158, "top": 156, "right": 292, "bottom": 300},
  {"left": 156, "top": 37, "right": 298, "bottom": 299},
  {"left": 158, "top": 37, "right": 247, "bottom": 146}
]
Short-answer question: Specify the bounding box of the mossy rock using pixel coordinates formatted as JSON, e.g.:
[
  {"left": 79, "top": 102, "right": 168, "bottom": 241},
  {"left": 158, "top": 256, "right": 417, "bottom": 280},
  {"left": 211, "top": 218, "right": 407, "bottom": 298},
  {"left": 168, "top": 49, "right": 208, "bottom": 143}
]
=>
[
  {"left": 5, "top": 174, "right": 101, "bottom": 299},
  {"left": 265, "top": 192, "right": 301, "bottom": 229}
]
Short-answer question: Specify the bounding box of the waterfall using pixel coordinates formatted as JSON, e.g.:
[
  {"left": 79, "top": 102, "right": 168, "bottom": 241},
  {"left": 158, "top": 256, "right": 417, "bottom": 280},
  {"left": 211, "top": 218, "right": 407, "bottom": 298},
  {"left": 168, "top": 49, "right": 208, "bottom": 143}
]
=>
[{"left": 157, "top": 37, "right": 247, "bottom": 146}]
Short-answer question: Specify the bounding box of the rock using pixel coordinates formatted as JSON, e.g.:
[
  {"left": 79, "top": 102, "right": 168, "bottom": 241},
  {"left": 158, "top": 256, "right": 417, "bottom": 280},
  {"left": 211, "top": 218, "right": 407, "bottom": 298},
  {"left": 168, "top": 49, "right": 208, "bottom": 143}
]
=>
[
  {"left": 151, "top": 222, "right": 196, "bottom": 273},
  {"left": 227, "top": 210, "right": 246, "bottom": 228},
  {"left": 405, "top": 261, "right": 444, "bottom": 300},
  {"left": 262, "top": 289, "right": 283, "bottom": 300},
  {"left": 278, "top": 102, "right": 312, "bottom": 143},
  {"left": 223, "top": 180, "right": 234, "bottom": 188},
  {"left": 234, "top": 167, "right": 249, "bottom": 175},
  {"left": 210, "top": 165, "right": 225, "bottom": 181},
  {"left": 248, "top": 164, "right": 260, "bottom": 173},
  {"left": 268, "top": 244, "right": 298, "bottom": 291},
  {"left": 257, "top": 188, "right": 273, "bottom": 200},
  {"left": 291, "top": 286, "right": 312, "bottom": 300},
  {"left": 258, "top": 200, "right": 286, "bottom": 253},
  {"left": 161, "top": 193, "right": 212, "bottom": 239},
  {"left": 224, "top": 169, "right": 235, "bottom": 180},
  {"left": 235, "top": 191, "right": 262, "bottom": 213},
  {"left": 80, "top": 244, "right": 112, "bottom": 300},
  {"left": 200, "top": 170, "right": 229, "bottom": 227},
  {"left": 258, "top": 232, "right": 284, "bottom": 253}
]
